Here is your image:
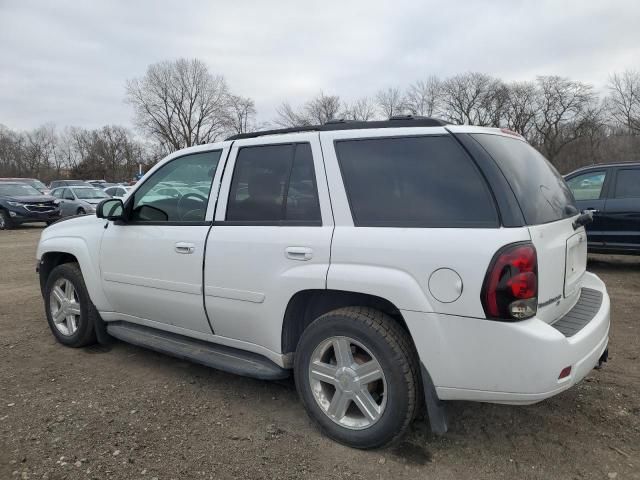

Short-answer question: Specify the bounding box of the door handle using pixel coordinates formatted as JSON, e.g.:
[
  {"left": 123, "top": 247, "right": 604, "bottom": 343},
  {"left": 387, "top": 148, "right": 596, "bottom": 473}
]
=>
[
  {"left": 285, "top": 246, "right": 313, "bottom": 261},
  {"left": 175, "top": 242, "right": 195, "bottom": 254}
]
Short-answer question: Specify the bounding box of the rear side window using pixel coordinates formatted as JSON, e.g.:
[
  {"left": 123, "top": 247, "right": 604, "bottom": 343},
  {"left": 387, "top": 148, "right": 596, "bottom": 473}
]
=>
[
  {"left": 614, "top": 169, "right": 640, "bottom": 198},
  {"left": 335, "top": 135, "right": 498, "bottom": 227},
  {"left": 226, "top": 143, "right": 321, "bottom": 224},
  {"left": 472, "top": 134, "right": 577, "bottom": 225}
]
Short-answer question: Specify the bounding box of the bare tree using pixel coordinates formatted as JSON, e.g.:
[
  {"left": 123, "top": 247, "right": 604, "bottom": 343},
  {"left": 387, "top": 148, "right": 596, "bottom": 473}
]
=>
[
  {"left": 126, "top": 58, "right": 231, "bottom": 151},
  {"left": 439, "top": 72, "right": 505, "bottom": 126},
  {"left": 375, "top": 87, "right": 404, "bottom": 118},
  {"left": 607, "top": 70, "right": 640, "bottom": 134},
  {"left": 404, "top": 76, "right": 442, "bottom": 117},
  {"left": 224, "top": 95, "right": 257, "bottom": 135},
  {"left": 533, "top": 76, "right": 595, "bottom": 162},
  {"left": 503, "top": 81, "right": 537, "bottom": 137},
  {"left": 274, "top": 92, "right": 342, "bottom": 127},
  {"left": 344, "top": 97, "right": 377, "bottom": 121}
]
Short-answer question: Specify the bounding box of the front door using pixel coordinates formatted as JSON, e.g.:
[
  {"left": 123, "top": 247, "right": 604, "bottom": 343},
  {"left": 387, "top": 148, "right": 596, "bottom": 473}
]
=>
[
  {"left": 204, "top": 134, "right": 334, "bottom": 354},
  {"left": 99, "top": 147, "right": 227, "bottom": 334},
  {"left": 565, "top": 169, "right": 609, "bottom": 248},
  {"left": 600, "top": 167, "right": 640, "bottom": 251}
]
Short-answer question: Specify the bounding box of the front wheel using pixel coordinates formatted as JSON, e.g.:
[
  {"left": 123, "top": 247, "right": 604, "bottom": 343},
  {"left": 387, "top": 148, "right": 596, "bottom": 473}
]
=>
[
  {"left": 0, "top": 210, "right": 14, "bottom": 230},
  {"left": 294, "top": 307, "right": 421, "bottom": 449},
  {"left": 44, "top": 263, "right": 97, "bottom": 347}
]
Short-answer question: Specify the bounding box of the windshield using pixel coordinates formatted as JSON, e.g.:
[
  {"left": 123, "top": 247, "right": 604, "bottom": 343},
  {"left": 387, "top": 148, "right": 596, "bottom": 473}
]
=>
[
  {"left": 0, "top": 184, "right": 41, "bottom": 196},
  {"left": 30, "top": 180, "right": 47, "bottom": 191},
  {"left": 74, "top": 188, "right": 109, "bottom": 199},
  {"left": 471, "top": 134, "right": 577, "bottom": 225}
]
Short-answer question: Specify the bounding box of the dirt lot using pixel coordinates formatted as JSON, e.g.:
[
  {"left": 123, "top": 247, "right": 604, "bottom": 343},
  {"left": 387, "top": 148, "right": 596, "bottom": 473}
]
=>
[{"left": 1, "top": 226, "right": 638, "bottom": 480}]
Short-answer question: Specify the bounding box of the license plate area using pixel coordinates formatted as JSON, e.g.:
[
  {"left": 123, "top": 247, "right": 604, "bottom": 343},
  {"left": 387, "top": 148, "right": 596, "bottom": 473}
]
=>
[{"left": 565, "top": 231, "right": 587, "bottom": 298}]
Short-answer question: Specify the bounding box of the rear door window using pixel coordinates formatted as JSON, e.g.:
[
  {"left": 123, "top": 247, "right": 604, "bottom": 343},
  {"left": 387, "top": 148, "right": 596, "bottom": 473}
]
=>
[
  {"left": 226, "top": 143, "right": 321, "bottom": 224},
  {"left": 613, "top": 168, "right": 640, "bottom": 198},
  {"left": 334, "top": 135, "right": 498, "bottom": 227},
  {"left": 471, "top": 134, "right": 577, "bottom": 225}
]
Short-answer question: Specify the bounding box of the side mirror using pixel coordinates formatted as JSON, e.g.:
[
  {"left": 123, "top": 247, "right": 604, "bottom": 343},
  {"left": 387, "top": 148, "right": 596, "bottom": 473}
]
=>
[{"left": 96, "top": 198, "right": 124, "bottom": 220}]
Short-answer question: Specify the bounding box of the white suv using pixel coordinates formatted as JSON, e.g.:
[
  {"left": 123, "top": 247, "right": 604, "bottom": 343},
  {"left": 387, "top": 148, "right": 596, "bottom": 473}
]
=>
[{"left": 36, "top": 117, "right": 610, "bottom": 449}]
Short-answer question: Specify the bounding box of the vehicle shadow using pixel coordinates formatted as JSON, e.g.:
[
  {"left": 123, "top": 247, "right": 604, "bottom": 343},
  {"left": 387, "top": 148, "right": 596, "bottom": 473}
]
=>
[{"left": 588, "top": 253, "right": 640, "bottom": 273}]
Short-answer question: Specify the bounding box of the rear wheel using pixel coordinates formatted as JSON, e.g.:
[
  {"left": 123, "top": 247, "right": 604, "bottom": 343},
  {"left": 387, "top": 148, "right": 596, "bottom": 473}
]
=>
[
  {"left": 0, "top": 210, "right": 14, "bottom": 230},
  {"left": 44, "top": 263, "right": 97, "bottom": 347},
  {"left": 294, "top": 307, "right": 421, "bottom": 449}
]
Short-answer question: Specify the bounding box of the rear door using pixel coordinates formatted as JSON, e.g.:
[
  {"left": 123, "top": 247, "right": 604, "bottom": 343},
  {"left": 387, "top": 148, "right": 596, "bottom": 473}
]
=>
[
  {"left": 600, "top": 166, "right": 640, "bottom": 251},
  {"left": 204, "top": 133, "right": 333, "bottom": 355},
  {"left": 565, "top": 168, "right": 610, "bottom": 247},
  {"left": 470, "top": 133, "right": 584, "bottom": 324}
]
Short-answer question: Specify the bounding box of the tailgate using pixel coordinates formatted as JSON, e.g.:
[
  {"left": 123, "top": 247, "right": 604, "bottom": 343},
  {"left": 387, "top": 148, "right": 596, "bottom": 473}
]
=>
[{"left": 528, "top": 216, "right": 586, "bottom": 324}]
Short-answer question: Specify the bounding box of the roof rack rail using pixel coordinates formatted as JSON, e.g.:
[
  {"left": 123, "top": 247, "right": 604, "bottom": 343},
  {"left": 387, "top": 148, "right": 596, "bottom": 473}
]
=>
[{"left": 225, "top": 116, "right": 449, "bottom": 141}]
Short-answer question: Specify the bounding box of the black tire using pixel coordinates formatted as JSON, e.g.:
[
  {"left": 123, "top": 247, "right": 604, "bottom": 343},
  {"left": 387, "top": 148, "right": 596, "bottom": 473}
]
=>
[
  {"left": 294, "top": 307, "right": 421, "bottom": 449},
  {"left": 0, "top": 209, "right": 14, "bottom": 230},
  {"left": 77, "top": 208, "right": 86, "bottom": 215},
  {"left": 44, "top": 263, "right": 97, "bottom": 347}
]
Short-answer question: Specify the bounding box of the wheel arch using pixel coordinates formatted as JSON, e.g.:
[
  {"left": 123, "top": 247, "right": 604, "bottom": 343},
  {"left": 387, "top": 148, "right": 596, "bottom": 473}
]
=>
[
  {"left": 37, "top": 237, "right": 112, "bottom": 311},
  {"left": 281, "top": 289, "right": 411, "bottom": 355}
]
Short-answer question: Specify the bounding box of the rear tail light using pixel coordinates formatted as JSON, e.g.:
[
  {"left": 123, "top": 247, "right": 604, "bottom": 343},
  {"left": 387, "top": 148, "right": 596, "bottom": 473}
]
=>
[{"left": 481, "top": 242, "right": 538, "bottom": 321}]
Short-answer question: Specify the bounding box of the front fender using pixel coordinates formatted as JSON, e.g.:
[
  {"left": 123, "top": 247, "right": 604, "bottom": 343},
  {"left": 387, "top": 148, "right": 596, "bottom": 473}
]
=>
[{"left": 37, "top": 235, "right": 112, "bottom": 312}]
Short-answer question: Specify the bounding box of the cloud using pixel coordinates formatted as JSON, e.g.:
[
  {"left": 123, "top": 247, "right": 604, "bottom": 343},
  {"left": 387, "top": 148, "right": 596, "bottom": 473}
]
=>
[{"left": 1, "top": 0, "right": 639, "bottom": 130}]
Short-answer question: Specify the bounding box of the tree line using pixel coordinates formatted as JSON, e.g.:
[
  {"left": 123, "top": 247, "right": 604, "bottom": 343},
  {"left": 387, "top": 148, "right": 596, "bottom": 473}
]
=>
[{"left": 1, "top": 58, "right": 639, "bottom": 182}]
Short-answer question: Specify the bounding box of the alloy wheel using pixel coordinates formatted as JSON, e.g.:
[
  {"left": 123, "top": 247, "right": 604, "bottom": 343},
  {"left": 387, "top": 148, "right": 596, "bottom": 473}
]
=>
[
  {"left": 49, "top": 278, "right": 82, "bottom": 336},
  {"left": 308, "top": 336, "right": 387, "bottom": 430}
]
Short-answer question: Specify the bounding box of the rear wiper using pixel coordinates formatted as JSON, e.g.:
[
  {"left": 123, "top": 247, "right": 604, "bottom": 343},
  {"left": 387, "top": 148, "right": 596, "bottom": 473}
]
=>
[{"left": 573, "top": 210, "right": 595, "bottom": 230}]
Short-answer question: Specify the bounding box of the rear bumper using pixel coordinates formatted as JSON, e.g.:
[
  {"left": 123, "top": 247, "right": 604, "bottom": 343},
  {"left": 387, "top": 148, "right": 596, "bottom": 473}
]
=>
[{"left": 403, "top": 272, "right": 610, "bottom": 404}]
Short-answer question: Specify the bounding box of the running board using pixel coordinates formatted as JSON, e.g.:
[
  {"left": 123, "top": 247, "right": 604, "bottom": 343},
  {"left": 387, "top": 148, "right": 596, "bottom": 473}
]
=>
[{"left": 106, "top": 322, "right": 290, "bottom": 380}]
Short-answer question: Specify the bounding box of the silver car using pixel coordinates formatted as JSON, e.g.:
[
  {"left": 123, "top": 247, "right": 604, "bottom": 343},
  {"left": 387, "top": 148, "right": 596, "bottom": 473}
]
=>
[{"left": 50, "top": 186, "right": 110, "bottom": 216}]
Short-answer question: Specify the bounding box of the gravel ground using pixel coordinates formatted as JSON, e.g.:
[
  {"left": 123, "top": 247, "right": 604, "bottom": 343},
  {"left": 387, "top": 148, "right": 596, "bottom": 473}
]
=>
[{"left": 1, "top": 225, "right": 639, "bottom": 480}]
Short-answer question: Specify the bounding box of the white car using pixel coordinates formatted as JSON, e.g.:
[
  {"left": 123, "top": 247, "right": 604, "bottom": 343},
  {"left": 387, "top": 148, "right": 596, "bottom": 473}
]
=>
[{"left": 36, "top": 117, "right": 610, "bottom": 449}]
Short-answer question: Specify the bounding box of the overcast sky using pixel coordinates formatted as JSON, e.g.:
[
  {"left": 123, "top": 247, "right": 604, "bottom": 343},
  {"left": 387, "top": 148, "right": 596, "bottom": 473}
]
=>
[{"left": 1, "top": 0, "right": 639, "bottom": 131}]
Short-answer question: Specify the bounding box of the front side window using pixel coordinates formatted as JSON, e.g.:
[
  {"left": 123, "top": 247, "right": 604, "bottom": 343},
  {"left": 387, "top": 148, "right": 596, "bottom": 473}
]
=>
[
  {"left": 614, "top": 168, "right": 640, "bottom": 198},
  {"left": 225, "top": 143, "right": 321, "bottom": 224},
  {"left": 566, "top": 171, "right": 607, "bottom": 201},
  {"left": 63, "top": 189, "right": 75, "bottom": 200},
  {"left": 130, "top": 150, "right": 221, "bottom": 223},
  {"left": 335, "top": 135, "right": 498, "bottom": 227},
  {"left": 51, "top": 188, "right": 63, "bottom": 199}
]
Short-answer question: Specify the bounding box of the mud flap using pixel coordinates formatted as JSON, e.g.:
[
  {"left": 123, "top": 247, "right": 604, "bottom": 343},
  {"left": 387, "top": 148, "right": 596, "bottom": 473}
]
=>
[{"left": 421, "top": 363, "right": 448, "bottom": 434}]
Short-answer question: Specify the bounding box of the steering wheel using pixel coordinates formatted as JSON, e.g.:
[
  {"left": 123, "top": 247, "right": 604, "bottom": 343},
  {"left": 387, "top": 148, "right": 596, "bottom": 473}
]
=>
[{"left": 177, "top": 192, "right": 208, "bottom": 220}]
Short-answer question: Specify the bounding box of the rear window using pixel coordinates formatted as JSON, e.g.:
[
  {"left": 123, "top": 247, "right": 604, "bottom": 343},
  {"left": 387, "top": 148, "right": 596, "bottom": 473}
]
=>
[
  {"left": 471, "top": 134, "right": 577, "bottom": 225},
  {"left": 335, "top": 135, "right": 498, "bottom": 227},
  {"left": 614, "top": 168, "right": 640, "bottom": 198}
]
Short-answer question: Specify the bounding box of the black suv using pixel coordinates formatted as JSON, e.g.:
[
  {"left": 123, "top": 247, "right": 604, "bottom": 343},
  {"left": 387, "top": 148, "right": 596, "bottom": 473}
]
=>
[
  {"left": 565, "top": 162, "right": 640, "bottom": 254},
  {"left": 0, "top": 182, "right": 61, "bottom": 230}
]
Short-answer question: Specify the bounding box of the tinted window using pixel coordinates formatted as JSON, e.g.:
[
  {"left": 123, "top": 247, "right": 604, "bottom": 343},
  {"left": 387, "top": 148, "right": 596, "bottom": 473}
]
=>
[
  {"left": 226, "top": 143, "right": 321, "bottom": 224},
  {"left": 566, "top": 171, "right": 606, "bottom": 200},
  {"left": 131, "top": 150, "right": 221, "bottom": 222},
  {"left": 51, "top": 189, "right": 63, "bottom": 199},
  {"left": 472, "top": 134, "right": 577, "bottom": 225},
  {"left": 335, "top": 136, "right": 498, "bottom": 227},
  {"left": 614, "top": 169, "right": 640, "bottom": 198}
]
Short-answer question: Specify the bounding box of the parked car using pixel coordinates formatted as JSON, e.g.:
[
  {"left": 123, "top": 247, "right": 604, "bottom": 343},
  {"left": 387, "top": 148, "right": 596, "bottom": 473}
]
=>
[
  {"left": 0, "top": 182, "right": 61, "bottom": 229},
  {"left": 49, "top": 180, "right": 92, "bottom": 190},
  {"left": 50, "top": 186, "right": 110, "bottom": 216},
  {"left": 103, "top": 185, "right": 132, "bottom": 198},
  {"left": 36, "top": 118, "right": 610, "bottom": 449},
  {"left": 565, "top": 162, "right": 640, "bottom": 255},
  {"left": 0, "top": 177, "right": 51, "bottom": 195}
]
